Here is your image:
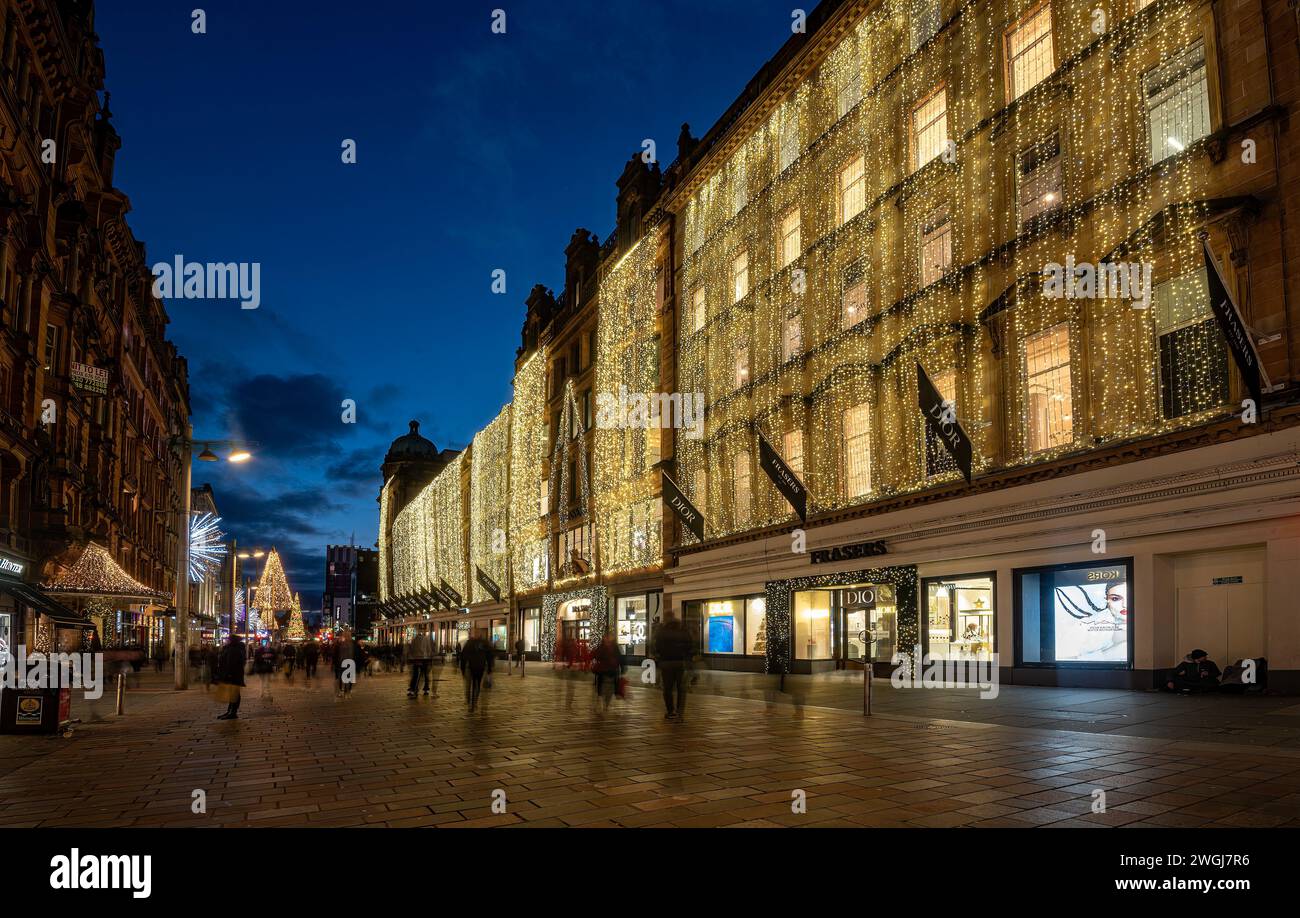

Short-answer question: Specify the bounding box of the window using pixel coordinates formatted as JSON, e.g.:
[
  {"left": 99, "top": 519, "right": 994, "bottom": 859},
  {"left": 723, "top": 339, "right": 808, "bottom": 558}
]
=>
[
  {"left": 1154, "top": 269, "right": 1229, "bottom": 418},
  {"left": 522, "top": 608, "right": 541, "bottom": 652},
  {"left": 732, "top": 251, "right": 749, "bottom": 302},
  {"left": 733, "top": 449, "right": 752, "bottom": 527},
  {"left": 691, "top": 285, "right": 706, "bottom": 333},
  {"left": 1025, "top": 324, "right": 1074, "bottom": 451},
  {"left": 794, "top": 590, "right": 833, "bottom": 659},
  {"left": 538, "top": 479, "right": 549, "bottom": 517},
  {"left": 837, "top": 65, "right": 862, "bottom": 119},
  {"left": 615, "top": 593, "right": 658, "bottom": 656},
  {"left": 1017, "top": 559, "right": 1133, "bottom": 667},
  {"left": 43, "top": 324, "right": 58, "bottom": 371},
  {"left": 779, "top": 119, "right": 799, "bottom": 173},
  {"left": 782, "top": 312, "right": 803, "bottom": 362},
  {"left": 842, "top": 403, "right": 872, "bottom": 499},
  {"left": 783, "top": 429, "right": 804, "bottom": 477},
  {"left": 920, "top": 208, "right": 952, "bottom": 287},
  {"left": 842, "top": 262, "right": 869, "bottom": 329},
  {"left": 1017, "top": 133, "right": 1062, "bottom": 227},
  {"left": 839, "top": 155, "right": 866, "bottom": 224},
  {"left": 924, "top": 574, "right": 996, "bottom": 662},
  {"left": 733, "top": 342, "right": 749, "bottom": 390},
  {"left": 924, "top": 368, "right": 958, "bottom": 476},
  {"left": 1145, "top": 40, "right": 1210, "bottom": 164},
  {"left": 1005, "top": 4, "right": 1054, "bottom": 101},
  {"left": 780, "top": 208, "right": 801, "bottom": 267},
  {"left": 909, "top": 0, "right": 942, "bottom": 51},
  {"left": 731, "top": 161, "right": 748, "bottom": 216},
  {"left": 685, "top": 595, "right": 765, "bottom": 655},
  {"left": 911, "top": 87, "right": 948, "bottom": 171}
]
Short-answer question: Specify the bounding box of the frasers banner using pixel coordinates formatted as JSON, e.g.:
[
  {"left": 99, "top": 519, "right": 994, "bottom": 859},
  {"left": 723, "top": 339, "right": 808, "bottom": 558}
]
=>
[
  {"left": 1051, "top": 564, "right": 1128, "bottom": 664},
  {"left": 758, "top": 431, "right": 808, "bottom": 521},
  {"left": 1202, "top": 237, "right": 1267, "bottom": 409}
]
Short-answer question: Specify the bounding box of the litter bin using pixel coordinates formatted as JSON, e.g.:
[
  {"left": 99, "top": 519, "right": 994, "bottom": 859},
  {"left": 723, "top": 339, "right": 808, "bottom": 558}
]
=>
[{"left": 0, "top": 684, "right": 71, "bottom": 734}]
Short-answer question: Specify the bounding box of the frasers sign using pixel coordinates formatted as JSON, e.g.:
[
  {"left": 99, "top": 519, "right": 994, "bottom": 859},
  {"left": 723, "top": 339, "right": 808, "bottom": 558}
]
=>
[{"left": 810, "top": 540, "right": 887, "bottom": 564}]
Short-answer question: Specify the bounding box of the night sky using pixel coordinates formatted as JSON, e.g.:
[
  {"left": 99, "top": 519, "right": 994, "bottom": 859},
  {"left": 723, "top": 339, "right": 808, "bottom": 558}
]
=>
[{"left": 95, "top": 0, "right": 798, "bottom": 604}]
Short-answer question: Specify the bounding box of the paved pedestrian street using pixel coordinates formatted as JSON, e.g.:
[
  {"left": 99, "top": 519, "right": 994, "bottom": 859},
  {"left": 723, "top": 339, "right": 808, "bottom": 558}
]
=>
[{"left": 3, "top": 665, "right": 1300, "bottom": 829}]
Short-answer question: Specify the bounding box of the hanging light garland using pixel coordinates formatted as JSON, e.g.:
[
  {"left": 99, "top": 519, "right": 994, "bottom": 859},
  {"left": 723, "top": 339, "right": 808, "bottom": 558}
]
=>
[
  {"left": 509, "top": 348, "right": 550, "bottom": 592},
  {"left": 45, "top": 542, "right": 169, "bottom": 599},
  {"left": 470, "top": 406, "right": 512, "bottom": 603}
]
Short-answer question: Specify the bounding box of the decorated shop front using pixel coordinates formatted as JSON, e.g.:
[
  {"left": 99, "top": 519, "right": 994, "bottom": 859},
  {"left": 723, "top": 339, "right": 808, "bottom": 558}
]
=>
[
  {"left": 541, "top": 586, "right": 608, "bottom": 662},
  {"left": 763, "top": 566, "right": 918, "bottom": 676}
]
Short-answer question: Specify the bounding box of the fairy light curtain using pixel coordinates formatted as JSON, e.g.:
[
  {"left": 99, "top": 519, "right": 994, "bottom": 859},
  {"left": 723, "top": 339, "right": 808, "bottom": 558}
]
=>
[
  {"left": 509, "top": 348, "right": 550, "bottom": 592},
  {"left": 676, "top": 0, "right": 1225, "bottom": 544},
  {"left": 470, "top": 406, "right": 513, "bottom": 604}
]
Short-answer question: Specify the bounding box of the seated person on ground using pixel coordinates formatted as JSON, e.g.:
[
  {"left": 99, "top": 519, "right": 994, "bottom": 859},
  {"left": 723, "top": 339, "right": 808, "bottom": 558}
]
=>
[{"left": 1165, "top": 649, "right": 1220, "bottom": 693}]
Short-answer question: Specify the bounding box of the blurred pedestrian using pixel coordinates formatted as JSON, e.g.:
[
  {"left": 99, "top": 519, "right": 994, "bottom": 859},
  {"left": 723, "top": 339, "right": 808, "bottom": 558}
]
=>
[
  {"left": 283, "top": 642, "right": 297, "bottom": 682},
  {"left": 254, "top": 644, "right": 274, "bottom": 700},
  {"left": 591, "top": 632, "right": 625, "bottom": 713},
  {"left": 512, "top": 636, "right": 526, "bottom": 676},
  {"left": 459, "top": 630, "right": 491, "bottom": 712},
  {"left": 407, "top": 630, "right": 434, "bottom": 698},
  {"left": 335, "top": 628, "right": 357, "bottom": 698},
  {"left": 653, "top": 612, "right": 693, "bottom": 723},
  {"left": 304, "top": 640, "right": 319, "bottom": 679},
  {"left": 214, "top": 634, "right": 246, "bottom": 720}
]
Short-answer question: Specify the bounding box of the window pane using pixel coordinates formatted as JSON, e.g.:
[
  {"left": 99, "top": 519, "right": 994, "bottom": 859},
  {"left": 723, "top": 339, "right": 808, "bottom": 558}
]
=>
[
  {"left": 794, "top": 590, "right": 833, "bottom": 659},
  {"left": 783, "top": 429, "right": 804, "bottom": 477},
  {"left": 1025, "top": 324, "right": 1073, "bottom": 451},
  {"left": 746, "top": 596, "right": 767, "bottom": 655},
  {"left": 842, "top": 264, "right": 868, "bottom": 328},
  {"left": 1145, "top": 40, "right": 1209, "bottom": 163},
  {"left": 783, "top": 313, "right": 802, "bottom": 362},
  {"left": 840, "top": 155, "right": 865, "bottom": 223},
  {"left": 921, "top": 213, "right": 952, "bottom": 287},
  {"left": 734, "top": 450, "right": 751, "bottom": 527},
  {"left": 704, "top": 599, "right": 743, "bottom": 654},
  {"left": 912, "top": 88, "right": 947, "bottom": 170},
  {"left": 1007, "top": 5, "right": 1054, "bottom": 100},
  {"left": 842, "top": 403, "right": 872, "bottom": 498},
  {"left": 733, "top": 251, "right": 749, "bottom": 302},
  {"left": 781, "top": 208, "right": 801, "bottom": 266}
]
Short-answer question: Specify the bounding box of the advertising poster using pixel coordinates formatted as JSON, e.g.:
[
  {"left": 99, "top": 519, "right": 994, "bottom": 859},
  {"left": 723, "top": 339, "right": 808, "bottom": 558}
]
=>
[{"left": 1051, "top": 565, "right": 1129, "bottom": 663}]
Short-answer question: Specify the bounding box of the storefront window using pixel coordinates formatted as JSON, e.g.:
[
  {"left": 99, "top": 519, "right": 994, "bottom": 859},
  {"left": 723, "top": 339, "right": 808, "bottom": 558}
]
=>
[
  {"left": 745, "top": 597, "right": 766, "bottom": 656},
  {"left": 704, "top": 599, "right": 743, "bottom": 654},
  {"left": 924, "top": 574, "right": 995, "bottom": 661},
  {"left": 616, "top": 594, "right": 651, "bottom": 656},
  {"left": 867, "top": 584, "right": 896, "bottom": 663},
  {"left": 0, "top": 612, "right": 10, "bottom": 668},
  {"left": 490, "top": 618, "right": 507, "bottom": 650},
  {"left": 557, "top": 598, "right": 592, "bottom": 648},
  {"left": 522, "top": 607, "right": 540, "bottom": 651},
  {"left": 1017, "top": 559, "right": 1132, "bottom": 667},
  {"left": 794, "top": 590, "right": 832, "bottom": 659}
]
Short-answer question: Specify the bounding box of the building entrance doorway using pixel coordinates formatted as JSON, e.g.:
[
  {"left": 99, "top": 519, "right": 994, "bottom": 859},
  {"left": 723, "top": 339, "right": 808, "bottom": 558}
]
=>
[{"left": 1174, "top": 546, "right": 1265, "bottom": 667}]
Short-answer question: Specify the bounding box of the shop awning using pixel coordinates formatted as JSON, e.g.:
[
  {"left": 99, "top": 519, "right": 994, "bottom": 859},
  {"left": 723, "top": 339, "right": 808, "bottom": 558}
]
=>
[
  {"left": 42, "top": 542, "right": 172, "bottom": 604},
  {"left": 0, "top": 581, "right": 87, "bottom": 628}
]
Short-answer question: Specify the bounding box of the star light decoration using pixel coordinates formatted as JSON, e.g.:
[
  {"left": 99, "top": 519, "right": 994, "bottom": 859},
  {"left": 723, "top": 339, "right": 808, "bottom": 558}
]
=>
[
  {"left": 674, "top": 0, "right": 1227, "bottom": 542},
  {"left": 188, "top": 512, "right": 228, "bottom": 583}
]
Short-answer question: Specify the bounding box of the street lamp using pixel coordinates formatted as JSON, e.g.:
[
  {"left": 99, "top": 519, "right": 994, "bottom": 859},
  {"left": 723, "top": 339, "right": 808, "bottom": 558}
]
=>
[{"left": 231, "top": 544, "right": 271, "bottom": 645}]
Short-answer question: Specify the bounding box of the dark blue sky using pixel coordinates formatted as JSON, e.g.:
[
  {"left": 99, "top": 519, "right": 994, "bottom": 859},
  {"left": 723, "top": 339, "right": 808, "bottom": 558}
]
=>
[{"left": 96, "top": 0, "right": 798, "bottom": 602}]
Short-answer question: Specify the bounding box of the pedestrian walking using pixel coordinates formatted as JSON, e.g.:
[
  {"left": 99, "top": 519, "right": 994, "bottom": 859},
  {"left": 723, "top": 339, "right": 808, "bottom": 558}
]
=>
[
  {"left": 214, "top": 634, "right": 246, "bottom": 720},
  {"left": 591, "top": 632, "right": 625, "bottom": 712},
  {"left": 406, "top": 630, "right": 434, "bottom": 697},
  {"left": 304, "top": 640, "right": 319, "bottom": 679},
  {"left": 254, "top": 644, "right": 274, "bottom": 700},
  {"left": 459, "top": 630, "right": 491, "bottom": 712},
  {"left": 334, "top": 630, "right": 357, "bottom": 698},
  {"left": 652, "top": 612, "right": 693, "bottom": 722}
]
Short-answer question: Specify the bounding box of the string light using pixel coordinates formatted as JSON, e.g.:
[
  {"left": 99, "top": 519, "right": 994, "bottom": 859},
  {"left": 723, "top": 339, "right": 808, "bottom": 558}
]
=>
[
  {"left": 45, "top": 542, "right": 168, "bottom": 599},
  {"left": 378, "top": 477, "right": 394, "bottom": 602},
  {"left": 188, "top": 512, "right": 227, "bottom": 583},
  {"left": 286, "top": 592, "right": 307, "bottom": 640},
  {"left": 509, "top": 348, "right": 549, "bottom": 592},
  {"left": 254, "top": 548, "right": 294, "bottom": 616},
  {"left": 470, "top": 406, "right": 512, "bottom": 603}
]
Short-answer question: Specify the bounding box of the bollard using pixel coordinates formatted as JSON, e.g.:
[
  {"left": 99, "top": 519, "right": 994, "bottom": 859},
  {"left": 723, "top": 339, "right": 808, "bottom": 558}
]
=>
[{"left": 116, "top": 672, "right": 125, "bottom": 716}]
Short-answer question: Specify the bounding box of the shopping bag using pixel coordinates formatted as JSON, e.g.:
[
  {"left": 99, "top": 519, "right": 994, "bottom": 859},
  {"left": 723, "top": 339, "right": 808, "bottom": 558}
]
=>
[
  {"left": 616, "top": 676, "right": 628, "bottom": 699},
  {"left": 214, "top": 682, "right": 239, "bottom": 704}
]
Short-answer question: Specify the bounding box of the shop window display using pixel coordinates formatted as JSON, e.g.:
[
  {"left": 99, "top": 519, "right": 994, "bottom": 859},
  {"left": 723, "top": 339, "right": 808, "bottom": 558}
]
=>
[
  {"left": 705, "top": 599, "right": 742, "bottom": 653},
  {"left": 616, "top": 594, "right": 655, "bottom": 656},
  {"left": 745, "top": 597, "right": 766, "bottom": 656},
  {"left": 924, "top": 575, "right": 995, "bottom": 660},
  {"left": 522, "top": 607, "right": 540, "bottom": 651},
  {"left": 490, "top": 618, "right": 507, "bottom": 650},
  {"left": 1017, "top": 560, "right": 1132, "bottom": 666},
  {"left": 794, "top": 590, "right": 833, "bottom": 659}
]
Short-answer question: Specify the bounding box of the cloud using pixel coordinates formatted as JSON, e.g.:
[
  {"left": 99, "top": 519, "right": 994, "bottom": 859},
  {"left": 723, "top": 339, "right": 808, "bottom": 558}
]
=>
[{"left": 222, "top": 373, "right": 350, "bottom": 459}]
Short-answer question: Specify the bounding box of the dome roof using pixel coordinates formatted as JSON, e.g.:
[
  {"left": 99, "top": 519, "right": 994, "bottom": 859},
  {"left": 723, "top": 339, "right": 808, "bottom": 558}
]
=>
[{"left": 385, "top": 420, "right": 437, "bottom": 462}]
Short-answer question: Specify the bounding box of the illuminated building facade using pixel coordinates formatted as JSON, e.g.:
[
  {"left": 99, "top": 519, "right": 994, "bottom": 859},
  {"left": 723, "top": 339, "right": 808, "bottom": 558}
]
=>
[{"left": 380, "top": 0, "right": 1300, "bottom": 689}]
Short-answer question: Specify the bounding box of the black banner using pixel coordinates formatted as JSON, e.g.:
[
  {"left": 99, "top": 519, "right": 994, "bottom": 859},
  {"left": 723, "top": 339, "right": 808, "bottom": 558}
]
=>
[
  {"left": 661, "top": 471, "right": 704, "bottom": 542},
  {"left": 1203, "top": 237, "right": 1265, "bottom": 409},
  {"left": 439, "top": 579, "right": 463, "bottom": 607},
  {"left": 427, "top": 588, "right": 449, "bottom": 610},
  {"left": 757, "top": 430, "right": 808, "bottom": 522},
  {"left": 475, "top": 566, "right": 501, "bottom": 602},
  {"left": 917, "top": 361, "right": 973, "bottom": 484}
]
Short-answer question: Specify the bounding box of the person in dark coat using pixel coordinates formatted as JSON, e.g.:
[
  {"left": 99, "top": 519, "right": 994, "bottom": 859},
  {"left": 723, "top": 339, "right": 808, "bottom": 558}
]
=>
[
  {"left": 1166, "top": 649, "right": 1221, "bottom": 693},
  {"left": 215, "top": 635, "right": 247, "bottom": 719},
  {"left": 459, "top": 631, "right": 492, "bottom": 712},
  {"left": 334, "top": 629, "right": 357, "bottom": 697},
  {"left": 591, "top": 632, "right": 625, "bottom": 712},
  {"left": 304, "top": 640, "right": 319, "bottom": 678},
  {"left": 653, "top": 613, "right": 694, "bottom": 722}
]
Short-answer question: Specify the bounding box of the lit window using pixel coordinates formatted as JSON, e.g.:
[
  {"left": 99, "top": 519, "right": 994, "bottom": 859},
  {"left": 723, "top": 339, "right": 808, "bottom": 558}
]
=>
[
  {"left": 732, "top": 251, "right": 749, "bottom": 302},
  {"left": 910, "top": 0, "right": 942, "bottom": 52},
  {"left": 783, "top": 429, "right": 804, "bottom": 477},
  {"left": 1135, "top": 0, "right": 1155, "bottom": 10},
  {"left": 1005, "top": 4, "right": 1054, "bottom": 101},
  {"left": 839, "top": 155, "right": 866, "bottom": 224},
  {"left": 691, "top": 285, "right": 706, "bottom": 333},
  {"left": 920, "top": 208, "right": 952, "bottom": 287},
  {"left": 842, "top": 263, "right": 869, "bottom": 329},
  {"left": 1145, "top": 40, "right": 1210, "bottom": 164},
  {"left": 782, "top": 312, "right": 803, "bottom": 362},
  {"left": 779, "top": 118, "right": 799, "bottom": 173},
  {"left": 733, "top": 342, "right": 750, "bottom": 390},
  {"left": 1017, "top": 133, "right": 1062, "bottom": 227},
  {"left": 1154, "top": 269, "right": 1229, "bottom": 419},
  {"left": 911, "top": 87, "right": 948, "bottom": 171},
  {"left": 732, "top": 161, "right": 748, "bottom": 215},
  {"left": 837, "top": 65, "right": 862, "bottom": 119},
  {"left": 1025, "top": 324, "right": 1074, "bottom": 452},
  {"left": 924, "top": 368, "right": 958, "bottom": 476},
  {"left": 780, "top": 208, "right": 801, "bottom": 267},
  {"left": 44, "top": 324, "right": 58, "bottom": 371},
  {"left": 733, "top": 449, "right": 752, "bottom": 527},
  {"left": 842, "top": 403, "right": 872, "bottom": 499},
  {"left": 538, "top": 479, "right": 549, "bottom": 517}
]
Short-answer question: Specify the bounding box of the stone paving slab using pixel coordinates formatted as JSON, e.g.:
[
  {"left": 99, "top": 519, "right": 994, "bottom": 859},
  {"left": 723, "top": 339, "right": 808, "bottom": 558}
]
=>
[{"left": 2, "top": 667, "right": 1299, "bottom": 828}]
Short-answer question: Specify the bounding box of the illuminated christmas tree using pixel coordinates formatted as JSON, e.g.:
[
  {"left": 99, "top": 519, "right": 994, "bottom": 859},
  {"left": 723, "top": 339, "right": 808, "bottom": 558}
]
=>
[
  {"left": 287, "top": 592, "right": 307, "bottom": 641},
  {"left": 254, "top": 548, "right": 294, "bottom": 625}
]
